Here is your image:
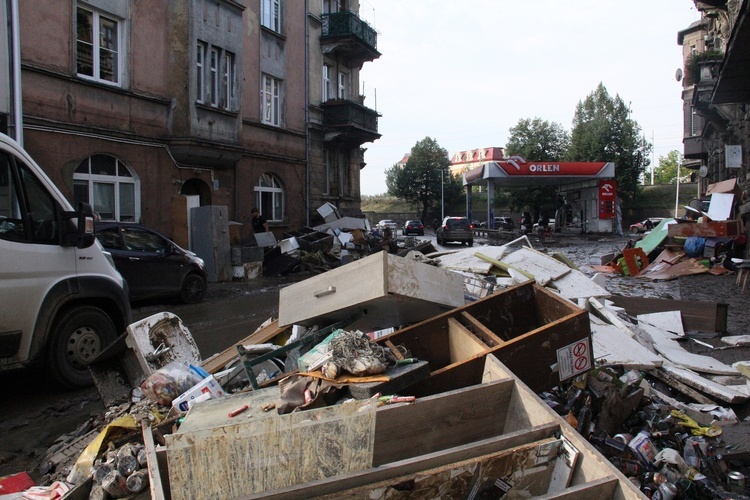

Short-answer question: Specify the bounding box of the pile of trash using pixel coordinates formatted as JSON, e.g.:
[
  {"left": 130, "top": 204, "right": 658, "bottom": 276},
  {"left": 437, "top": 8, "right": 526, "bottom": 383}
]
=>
[{"left": 542, "top": 364, "right": 749, "bottom": 498}]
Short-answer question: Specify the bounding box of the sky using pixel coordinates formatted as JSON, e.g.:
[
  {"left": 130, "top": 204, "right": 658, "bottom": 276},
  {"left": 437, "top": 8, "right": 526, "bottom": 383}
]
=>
[{"left": 356, "top": 1, "right": 702, "bottom": 196}]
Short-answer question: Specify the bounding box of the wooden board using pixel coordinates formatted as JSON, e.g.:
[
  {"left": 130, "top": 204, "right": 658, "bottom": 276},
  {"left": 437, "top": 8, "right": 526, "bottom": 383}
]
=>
[
  {"left": 500, "top": 247, "right": 571, "bottom": 286},
  {"left": 166, "top": 390, "right": 377, "bottom": 498},
  {"left": 660, "top": 364, "right": 749, "bottom": 404},
  {"left": 590, "top": 318, "right": 663, "bottom": 370},
  {"left": 201, "top": 318, "right": 289, "bottom": 374},
  {"left": 667, "top": 220, "right": 742, "bottom": 238},
  {"left": 637, "top": 312, "right": 738, "bottom": 375},
  {"left": 607, "top": 295, "right": 728, "bottom": 333}
]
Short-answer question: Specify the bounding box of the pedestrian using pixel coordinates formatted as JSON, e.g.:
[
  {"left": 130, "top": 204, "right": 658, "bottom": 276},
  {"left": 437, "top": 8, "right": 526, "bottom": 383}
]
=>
[{"left": 250, "top": 207, "right": 269, "bottom": 234}]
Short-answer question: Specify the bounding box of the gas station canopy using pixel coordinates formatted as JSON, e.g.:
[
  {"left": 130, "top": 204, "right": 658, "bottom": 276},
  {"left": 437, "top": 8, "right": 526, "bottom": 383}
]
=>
[{"left": 461, "top": 157, "right": 616, "bottom": 187}]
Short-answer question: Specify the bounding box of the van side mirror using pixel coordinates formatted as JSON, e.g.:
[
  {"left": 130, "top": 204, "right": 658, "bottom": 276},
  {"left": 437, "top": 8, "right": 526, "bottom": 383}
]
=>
[{"left": 76, "top": 202, "right": 96, "bottom": 249}]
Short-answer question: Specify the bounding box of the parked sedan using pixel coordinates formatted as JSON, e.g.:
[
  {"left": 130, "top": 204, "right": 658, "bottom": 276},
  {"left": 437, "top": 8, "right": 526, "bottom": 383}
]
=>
[
  {"left": 403, "top": 220, "right": 424, "bottom": 236},
  {"left": 377, "top": 219, "right": 398, "bottom": 232},
  {"left": 95, "top": 222, "right": 207, "bottom": 303},
  {"left": 629, "top": 217, "right": 665, "bottom": 233}
]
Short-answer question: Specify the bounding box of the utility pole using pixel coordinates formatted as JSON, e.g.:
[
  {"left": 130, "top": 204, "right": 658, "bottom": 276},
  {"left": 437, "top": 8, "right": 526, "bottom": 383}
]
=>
[{"left": 651, "top": 130, "right": 655, "bottom": 185}]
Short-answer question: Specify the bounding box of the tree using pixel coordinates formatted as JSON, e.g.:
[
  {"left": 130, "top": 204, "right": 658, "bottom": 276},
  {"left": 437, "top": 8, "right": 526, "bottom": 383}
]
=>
[
  {"left": 385, "top": 137, "right": 461, "bottom": 224},
  {"left": 502, "top": 118, "right": 570, "bottom": 218},
  {"left": 566, "top": 83, "right": 651, "bottom": 203},
  {"left": 652, "top": 150, "right": 688, "bottom": 184}
]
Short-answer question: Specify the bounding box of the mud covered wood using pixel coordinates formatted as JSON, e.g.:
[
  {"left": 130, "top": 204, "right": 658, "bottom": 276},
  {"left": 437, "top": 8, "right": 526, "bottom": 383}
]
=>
[
  {"left": 278, "top": 251, "right": 465, "bottom": 331},
  {"left": 166, "top": 390, "right": 377, "bottom": 498},
  {"left": 607, "top": 295, "right": 728, "bottom": 333},
  {"left": 375, "top": 281, "right": 591, "bottom": 394}
]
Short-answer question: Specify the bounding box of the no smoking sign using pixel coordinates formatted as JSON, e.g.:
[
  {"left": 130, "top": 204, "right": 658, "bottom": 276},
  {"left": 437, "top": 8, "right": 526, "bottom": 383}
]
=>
[{"left": 556, "top": 339, "right": 592, "bottom": 381}]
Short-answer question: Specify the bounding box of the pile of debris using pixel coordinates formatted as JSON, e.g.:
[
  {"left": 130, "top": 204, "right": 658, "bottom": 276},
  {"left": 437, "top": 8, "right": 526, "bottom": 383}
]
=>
[{"left": 3, "top": 233, "right": 750, "bottom": 498}]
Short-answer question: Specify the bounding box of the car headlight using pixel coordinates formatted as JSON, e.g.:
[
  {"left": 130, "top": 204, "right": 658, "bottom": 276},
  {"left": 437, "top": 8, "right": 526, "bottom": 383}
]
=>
[
  {"left": 195, "top": 256, "right": 205, "bottom": 268},
  {"left": 102, "top": 250, "right": 118, "bottom": 271}
]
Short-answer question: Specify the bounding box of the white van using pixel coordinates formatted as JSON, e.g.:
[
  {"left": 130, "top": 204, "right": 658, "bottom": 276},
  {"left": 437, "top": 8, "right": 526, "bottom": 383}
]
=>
[{"left": 0, "top": 133, "right": 131, "bottom": 388}]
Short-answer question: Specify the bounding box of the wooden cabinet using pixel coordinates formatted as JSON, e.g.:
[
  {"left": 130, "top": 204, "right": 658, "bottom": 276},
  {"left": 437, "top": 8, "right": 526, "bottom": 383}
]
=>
[{"left": 278, "top": 252, "right": 465, "bottom": 331}]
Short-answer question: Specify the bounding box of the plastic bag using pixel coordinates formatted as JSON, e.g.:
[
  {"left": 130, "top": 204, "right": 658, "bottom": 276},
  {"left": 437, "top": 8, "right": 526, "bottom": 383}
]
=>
[
  {"left": 684, "top": 237, "right": 706, "bottom": 258},
  {"left": 141, "top": 362, "right": 201, "bottom": 406}
]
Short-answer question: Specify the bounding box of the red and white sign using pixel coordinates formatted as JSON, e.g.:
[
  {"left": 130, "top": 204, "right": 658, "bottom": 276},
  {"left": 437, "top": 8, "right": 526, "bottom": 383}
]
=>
[
  {"left": 556, "top": 339, "right": 592, "bottom": 381},
  {"left": 497, "top": 156, "right": 611, "bottom": 177},
  {"left": 598, "top": 179, "right": 617, "bottom": 220}
]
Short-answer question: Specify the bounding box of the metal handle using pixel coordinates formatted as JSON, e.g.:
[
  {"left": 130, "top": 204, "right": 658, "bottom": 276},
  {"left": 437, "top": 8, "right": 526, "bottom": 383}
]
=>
[{"left": 314, "top": 286, "right": 336, "bottom": 298}]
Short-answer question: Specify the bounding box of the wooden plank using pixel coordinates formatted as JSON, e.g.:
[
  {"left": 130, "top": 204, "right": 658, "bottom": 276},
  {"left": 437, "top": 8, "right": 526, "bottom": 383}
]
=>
[
  {"left": 252, "top": 423, "right": 561, "bottom": 499},
  {"left": 319, "top": 438, "right": 565, "bottom": 499},
  {"left": 607, "top": 295, "right": 727, "bottom": 333},
  {"left": 590, "top": 317, "right": 662, "bottom": 370},
  {"left": 637, "top": 312, "right": 738, "bottom": 375},
  {"left": 373, "top": 379, "right": 514, "bottom": 466},
  {"left": 447, "top": 317, "right": 489, "bottom": 363},
  {"left": 540, "top": 476, "right": 619, "bottom": 499},
  {"left": 647, "top": 367, "right": 715, "bottom": 405},
  {"left": 660, "top": 364, "right": 749, "bottom": 404},
  {"left": 201, "top": 318, "right": 288, "bottom": 374},
  {"left": 460, "top": 311, "right": 507, "bottom": 347},
  {"left": 141, "top": 419, "right": 166, "bottom": 500},
  {"left": 500, "top": 247, "right": 571, "bottom": 286}
]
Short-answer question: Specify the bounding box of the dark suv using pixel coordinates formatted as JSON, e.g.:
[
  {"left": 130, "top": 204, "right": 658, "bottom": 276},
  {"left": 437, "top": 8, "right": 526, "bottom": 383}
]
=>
[{"left": 436, "top": 216, "right": 474, "bottom": 246}]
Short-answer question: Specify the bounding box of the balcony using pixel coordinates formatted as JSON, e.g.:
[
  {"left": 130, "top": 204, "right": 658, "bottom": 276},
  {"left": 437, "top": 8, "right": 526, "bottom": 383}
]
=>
[
  {"left": 321, "top": 99, "right": 380, "bottom": 146},
  {"left": 321, "top": 11, "right": 380, "bottom": 67},
  {"left": 683, "top": 136, "right": 707, "bottom": 160}
]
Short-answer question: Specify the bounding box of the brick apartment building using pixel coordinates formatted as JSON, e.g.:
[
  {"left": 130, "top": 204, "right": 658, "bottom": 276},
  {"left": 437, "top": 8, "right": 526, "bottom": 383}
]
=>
[{"left": 1, "top": 0, "right": 380, "bottom": 241}]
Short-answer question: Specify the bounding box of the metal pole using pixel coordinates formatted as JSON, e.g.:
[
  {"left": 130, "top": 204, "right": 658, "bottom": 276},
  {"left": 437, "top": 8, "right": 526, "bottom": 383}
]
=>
[
  {"left": 440, "top": 169, "right": 444, "bottom": 221},
  {"left": 674, "top": 161, "right": 681, "bottom": 218}
]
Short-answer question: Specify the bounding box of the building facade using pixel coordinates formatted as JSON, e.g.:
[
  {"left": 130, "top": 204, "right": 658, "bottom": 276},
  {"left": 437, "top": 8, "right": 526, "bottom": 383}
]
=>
[
  {"left": 3, "top": 0, "right": 379, "bottom": 240},
  {"left": 678, "top": 0, "right": 750, "bottom": 220}
]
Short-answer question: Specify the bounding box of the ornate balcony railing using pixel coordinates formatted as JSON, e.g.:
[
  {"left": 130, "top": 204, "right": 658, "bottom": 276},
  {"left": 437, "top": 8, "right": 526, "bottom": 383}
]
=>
[
  {"left": 321, "top": 99, "right": 380, "bottom": 145},
  {"left": 321, "top": 11, "right": 378, "bottom": 51}
]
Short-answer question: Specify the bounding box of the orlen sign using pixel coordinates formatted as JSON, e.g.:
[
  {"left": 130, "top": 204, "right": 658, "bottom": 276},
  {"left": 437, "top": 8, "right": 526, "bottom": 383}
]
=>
[
  {"left": 598, "top": 180, "right": 617, "bottom": 220},
  {"left": 500, "top": 156, "right": 610, "bottom": 176}
]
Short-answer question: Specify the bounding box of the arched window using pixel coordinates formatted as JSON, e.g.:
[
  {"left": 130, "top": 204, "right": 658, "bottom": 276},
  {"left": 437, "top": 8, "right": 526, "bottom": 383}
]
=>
[
  {"left": 254, "top": 173, "right": 284, "bottom": 222},
  {"left": 73, "top": 154, "right": 139, "bottom": 221}
]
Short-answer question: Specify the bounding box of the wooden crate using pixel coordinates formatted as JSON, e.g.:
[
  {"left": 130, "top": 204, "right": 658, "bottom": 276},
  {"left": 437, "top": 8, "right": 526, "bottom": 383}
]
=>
[
  {"left": 374, "top": 280, "right": 592, "bottom": 395},
  {"left": 255, "top": 355, "right": 642, "bottom": 499},
  {"left": 278, "top": 251, "right": 465, "bottom": 331}
]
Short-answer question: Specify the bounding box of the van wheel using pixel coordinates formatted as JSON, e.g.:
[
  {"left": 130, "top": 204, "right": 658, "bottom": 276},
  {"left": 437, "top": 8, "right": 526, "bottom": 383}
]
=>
[
  {"left": 468, "top": 240, "right": 474, "bottom": 247},
  {"left": 181, "top": 274, "right": 207, "bottom": 304},
  {"left": 47, "top": 306, "right": 117, "bottom": 389}
]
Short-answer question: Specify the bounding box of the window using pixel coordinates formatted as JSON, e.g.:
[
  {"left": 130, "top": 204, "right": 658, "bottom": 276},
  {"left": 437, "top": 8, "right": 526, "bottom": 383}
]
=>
[
  {"left": 76, "top": 6, "right": 121, "bottom": 85},
  {"left": 322, "top": 64, "right": 332, "bottom": 102},
  {"left": 0, "top": 153, "right": 60, "bottom": 245},
  {"left": 196, "top": 43, "right": 205, "bottom": 103},
  {"left": 221, "top": 52, "right": 235, "bottom": 109},
  {"left": 323, "top": 0, "right": 348, "bottom": 14},
  {"left": 337, "top": 71, "right": 348, "bottom": 99},
  {"left": 196, "top": 41, "right": 235, "bottom": 110},
  {"left": 690, "top": 106, "right": 698, "bottom": 136},
  {"left": 338, "top": 150, "right": 350, "bottom": 195},
  {"left": 255, "top": 173, "right": 284, "bottom": 222},
  {"left": 262, "top": 75, "right": 282, "bottom": 126},
  {"left": 261, "top": 0, "right": 281, "bottom": 33},
  {"left": 73, "top": 155, "right": 139, "bottom": 222}
]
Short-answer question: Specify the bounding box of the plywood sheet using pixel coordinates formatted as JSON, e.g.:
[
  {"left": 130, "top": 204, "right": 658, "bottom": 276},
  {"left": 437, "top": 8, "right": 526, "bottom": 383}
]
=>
[
  {"left": 167, "top": 392, "right": 376, "bottom": 498},
  {"left": 501, "top": 247, "right": 571, "bottom": 286},
  {"left": 436, "top": 245, "right": 508, "bottom": 274},
  {"left": 637, "top": 312, "right": 738, "bottom": 375},
  {"left": 590, "top": 318, "right": 662, "bottom": 370}
]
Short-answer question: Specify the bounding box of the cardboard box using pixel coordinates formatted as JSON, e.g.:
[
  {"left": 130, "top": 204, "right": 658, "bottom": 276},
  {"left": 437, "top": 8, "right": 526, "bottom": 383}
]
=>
[{"left": 172, "top": 375, "right": 226, "bottom": 412}]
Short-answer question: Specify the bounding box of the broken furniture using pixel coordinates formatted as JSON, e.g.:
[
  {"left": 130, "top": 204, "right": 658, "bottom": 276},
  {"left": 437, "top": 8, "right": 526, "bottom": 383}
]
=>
[
  {"left": 374, "top": 280, "right": 592, "bottom": 395},
  {"left": 278, "top": 251, "right": 465, "bottom": 332},
  {"left": 252, "top": 356, "right": 642, "bottom": 499}
]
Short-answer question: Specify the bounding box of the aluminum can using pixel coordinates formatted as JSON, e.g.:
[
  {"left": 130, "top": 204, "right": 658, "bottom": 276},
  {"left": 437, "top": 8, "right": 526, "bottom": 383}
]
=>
[
  {"left": 727, "top": 471, "right": 745, "bottom": 494},
  {"left": 653, "top": 481, "right": 677, "bottom": 500}
]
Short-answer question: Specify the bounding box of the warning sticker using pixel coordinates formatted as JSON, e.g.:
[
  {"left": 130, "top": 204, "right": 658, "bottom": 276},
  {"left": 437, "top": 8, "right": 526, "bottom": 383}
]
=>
[{"left": 556, "top": 339, "right": 592, "bottom": 381}]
